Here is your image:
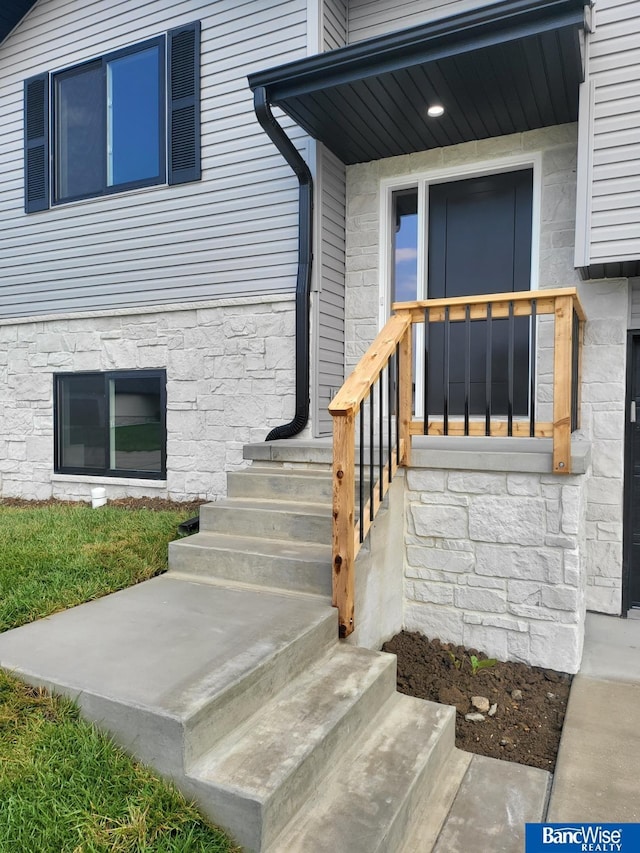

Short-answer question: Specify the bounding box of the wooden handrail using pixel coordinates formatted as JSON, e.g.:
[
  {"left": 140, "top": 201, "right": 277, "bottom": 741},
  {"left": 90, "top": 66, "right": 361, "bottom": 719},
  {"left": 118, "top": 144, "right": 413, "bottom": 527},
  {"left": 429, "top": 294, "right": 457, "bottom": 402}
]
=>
[{"left": 329, "top": 287, "right": 585, "bottom": 638}]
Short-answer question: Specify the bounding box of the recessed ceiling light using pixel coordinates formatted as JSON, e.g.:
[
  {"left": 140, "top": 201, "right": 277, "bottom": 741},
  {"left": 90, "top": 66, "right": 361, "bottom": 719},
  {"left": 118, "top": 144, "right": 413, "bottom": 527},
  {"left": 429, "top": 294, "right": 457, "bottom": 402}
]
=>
[{"left": 427, "top": 104, "right": 445, "bottom": 118}]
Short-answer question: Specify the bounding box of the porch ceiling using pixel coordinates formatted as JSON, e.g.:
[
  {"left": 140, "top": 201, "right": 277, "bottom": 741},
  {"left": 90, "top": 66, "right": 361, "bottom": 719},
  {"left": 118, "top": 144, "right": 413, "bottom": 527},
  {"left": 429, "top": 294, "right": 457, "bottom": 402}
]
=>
[
  {"left": 248, "top": 0, "right": 588, "bottom": 165},
  {"left": 0, "top": 0, "right": 37, "bottom": 44}
]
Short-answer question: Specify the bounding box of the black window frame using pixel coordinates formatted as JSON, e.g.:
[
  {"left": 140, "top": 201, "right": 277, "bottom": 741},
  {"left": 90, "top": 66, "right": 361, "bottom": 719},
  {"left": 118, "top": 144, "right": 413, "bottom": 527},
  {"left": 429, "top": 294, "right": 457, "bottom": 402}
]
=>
[
  {"left": 51, "top": 36, "right": 167, "bottom": 205},
  {"left": 24, "top": 21, "right": 201, "bottom": 213},
  {"left": 54, "top": 369, "right": 167, "bottom": 480}
]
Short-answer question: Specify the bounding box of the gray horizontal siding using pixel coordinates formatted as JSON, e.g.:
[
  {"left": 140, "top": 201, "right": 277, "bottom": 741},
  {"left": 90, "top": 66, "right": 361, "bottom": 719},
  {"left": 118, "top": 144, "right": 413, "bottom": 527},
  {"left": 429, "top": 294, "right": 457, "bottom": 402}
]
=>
[
  {"left": 323, "top": 0, "right": 347, "bottom": 50},
  {"left": 0, "top": 0, "right": 308, "bottom": 318},
  {"left": 631, "top": 280, "right": 640, "bottom": 328},
  {"left": 347, "top": 0, "right": 497, "bottom": 43},
  {"left": 584, "top": 0, "right": 640, "bottom": 265},
  {"left": 315, "top": 145, "right": 346, "bottom": 436}
]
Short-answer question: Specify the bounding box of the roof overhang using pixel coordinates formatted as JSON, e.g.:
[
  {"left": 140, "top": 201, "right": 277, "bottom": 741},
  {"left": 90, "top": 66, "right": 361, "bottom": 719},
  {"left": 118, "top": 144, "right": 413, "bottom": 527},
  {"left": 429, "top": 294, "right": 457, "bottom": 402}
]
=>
[
  {"left": 0, "top": 0, "right": 37, "bottom": 45},
  {"left": 249, "top": 0, "right": 589, "bottom": 165}
]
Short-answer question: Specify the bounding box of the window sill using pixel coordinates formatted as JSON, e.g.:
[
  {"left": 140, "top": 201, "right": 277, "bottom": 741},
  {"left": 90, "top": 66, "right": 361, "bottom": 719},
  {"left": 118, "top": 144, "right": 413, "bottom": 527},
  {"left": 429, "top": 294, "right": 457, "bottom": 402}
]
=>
[{"left": 52, "top": 474, "right": 167, "bottom": 488}]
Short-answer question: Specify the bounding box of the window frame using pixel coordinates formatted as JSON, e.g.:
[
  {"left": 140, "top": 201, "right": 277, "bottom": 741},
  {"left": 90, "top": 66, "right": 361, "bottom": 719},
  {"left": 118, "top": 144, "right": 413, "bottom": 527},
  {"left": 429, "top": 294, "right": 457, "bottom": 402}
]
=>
[
  {"left": 54, "top": 369, "right": 167, "bottom": 480},
  {"left": 24, "top": 21, "right": 201, "bottom": 213},
  {"left": 51, "top": 36, "right": 166, "bottom": 206}
]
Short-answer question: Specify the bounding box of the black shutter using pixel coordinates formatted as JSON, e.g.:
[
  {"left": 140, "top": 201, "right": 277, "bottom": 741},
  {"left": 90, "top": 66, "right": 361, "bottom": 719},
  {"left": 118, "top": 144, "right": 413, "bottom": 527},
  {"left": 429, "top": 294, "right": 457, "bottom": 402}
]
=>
[
  {"left": 24, "top": 72, "right": 49, "bottom": 212},
  {"left": 167, "top": 21, "right": 201, "bottom": 185}
]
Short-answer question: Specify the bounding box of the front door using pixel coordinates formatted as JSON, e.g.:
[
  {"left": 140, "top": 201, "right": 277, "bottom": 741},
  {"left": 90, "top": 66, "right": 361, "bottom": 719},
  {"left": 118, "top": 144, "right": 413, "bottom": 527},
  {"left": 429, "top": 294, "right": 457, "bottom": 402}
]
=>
[
  {"left": 390, "top": 168, "right": 533, "bottom": 417},
  {"left": 625, "top": 334, "right": 640, "bottom": 611},
  {"left": 427, "top": 170, "right": 533, "bottom": 416}
]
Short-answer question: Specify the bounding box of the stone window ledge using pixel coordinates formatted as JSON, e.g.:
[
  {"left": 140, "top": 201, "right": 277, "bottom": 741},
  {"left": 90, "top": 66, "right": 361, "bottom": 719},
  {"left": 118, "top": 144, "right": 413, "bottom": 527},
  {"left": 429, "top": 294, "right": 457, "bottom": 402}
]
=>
[
  {"left": 411, "top": 436, "right": 591, "bottom": 475},
  {"left": 52, "top": 475, "right": 167, "bottom": 489}
]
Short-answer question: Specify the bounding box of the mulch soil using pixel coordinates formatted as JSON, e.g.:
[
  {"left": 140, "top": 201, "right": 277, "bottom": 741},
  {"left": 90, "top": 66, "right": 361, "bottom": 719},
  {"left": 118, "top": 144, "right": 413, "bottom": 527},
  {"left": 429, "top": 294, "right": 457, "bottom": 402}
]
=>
[
  {"left": 382, "top": 631, "right": 572, "bottom": 772},
  {"left": 0, "top": 497, "right": 205, "bottom": 514}
]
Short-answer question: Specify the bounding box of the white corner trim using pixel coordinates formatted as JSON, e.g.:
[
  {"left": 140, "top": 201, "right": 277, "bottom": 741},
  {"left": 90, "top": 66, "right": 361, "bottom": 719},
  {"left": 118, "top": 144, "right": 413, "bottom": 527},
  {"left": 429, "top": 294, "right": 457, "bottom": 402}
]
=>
[{"left": 575, "top": 79, "right": 595, "bottom": 270}]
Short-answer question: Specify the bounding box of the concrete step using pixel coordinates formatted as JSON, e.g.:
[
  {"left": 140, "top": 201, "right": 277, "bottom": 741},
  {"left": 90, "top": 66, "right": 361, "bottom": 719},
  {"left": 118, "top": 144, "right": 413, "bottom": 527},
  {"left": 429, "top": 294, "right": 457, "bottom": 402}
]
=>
[
  {"left": 266, "top": 694, "right": 456, "bottom": 853},
  {"left": 168, "top": 531, "right": 332, "bottom": 596},
  {"left": 244, "top": 439, "right": 333, "bottom": 466},
  {"left": 0, "top": 576, "right": 338, "bottom": 777},
  {"left": 431, "top": 753, "right": 551, "bottom": 853},
  {"left": 199, "top": 498, "right": 332, "bottom": 543},
  {"left": 188, "top": 645, "right": 398, "bottom": 852},
  {"left": 227, "top": 466, "right": 333, "bottom": 503}
]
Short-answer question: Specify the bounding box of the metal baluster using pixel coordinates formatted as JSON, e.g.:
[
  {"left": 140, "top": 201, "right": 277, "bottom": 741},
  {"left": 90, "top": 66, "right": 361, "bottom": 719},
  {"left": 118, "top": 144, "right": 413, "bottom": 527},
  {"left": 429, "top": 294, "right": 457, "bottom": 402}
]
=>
[
  {"left": 359, "top": 404, "right": 364, "bottom": 544},
  {"left": 530, "top": 300, "right": 537, "bottom": 437},
  {"left": 444, "top": 305, "right": 450, "bottom": 436},
  {"left": 387, "top": 360, "right": 393, "bottom": 482},
  {"left": 464, "top": 303, "right": 471, "bottom": 436},
  {"left": 508, "top": 300, "right": 514, "bottom": 436},
  {"left": 424, "top": 308, "right": 430, "bottom": 435},
  {"left": 396, "top": 343, "right": 401, "bottom": 467},
  {"left": 379, "top": 373, "right": 384, "bottom": 502},
  {"left": 369, "top": 385, "right": 374, "bottom": 522},
  {"left": 571, "top": 309, "right": 580, "bottom": 432},
  {"left": 486, "top": 303, "right": 492, "bottom": 435}
]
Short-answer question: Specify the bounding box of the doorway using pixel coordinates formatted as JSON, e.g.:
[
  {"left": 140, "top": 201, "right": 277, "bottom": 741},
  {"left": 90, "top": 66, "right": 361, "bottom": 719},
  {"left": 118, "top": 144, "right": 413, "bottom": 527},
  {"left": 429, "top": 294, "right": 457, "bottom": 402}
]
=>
[{"left": 389, "top": 167, "right": 534, "bottom": 416}]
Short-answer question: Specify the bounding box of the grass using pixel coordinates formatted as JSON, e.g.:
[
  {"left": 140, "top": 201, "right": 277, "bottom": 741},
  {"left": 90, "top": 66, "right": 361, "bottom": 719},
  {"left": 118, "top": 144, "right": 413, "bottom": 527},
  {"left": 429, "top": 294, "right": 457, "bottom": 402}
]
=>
[
  {"left": 0, "top": 501, "right": 240, "bottom": 853},
  {"left": 0, "top": 502, "right": 194, "bottom": 632}
]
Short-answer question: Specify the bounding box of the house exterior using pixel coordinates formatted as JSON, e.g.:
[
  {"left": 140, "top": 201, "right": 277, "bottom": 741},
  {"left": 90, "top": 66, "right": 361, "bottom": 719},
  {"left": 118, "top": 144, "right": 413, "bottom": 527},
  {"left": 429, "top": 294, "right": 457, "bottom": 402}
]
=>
[{"left": 1, "top": 0, "right": 640, "bottom": 672}]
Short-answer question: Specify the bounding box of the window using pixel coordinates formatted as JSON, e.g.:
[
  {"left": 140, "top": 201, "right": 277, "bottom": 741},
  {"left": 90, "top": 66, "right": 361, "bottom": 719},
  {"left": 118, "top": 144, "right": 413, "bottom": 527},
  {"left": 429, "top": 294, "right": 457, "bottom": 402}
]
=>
[
  {"left": 54, "top": 371, "right": 166, "bottom": 479},
  {"left": 25, "top": 21, "right": 200, "bottom": 212}
]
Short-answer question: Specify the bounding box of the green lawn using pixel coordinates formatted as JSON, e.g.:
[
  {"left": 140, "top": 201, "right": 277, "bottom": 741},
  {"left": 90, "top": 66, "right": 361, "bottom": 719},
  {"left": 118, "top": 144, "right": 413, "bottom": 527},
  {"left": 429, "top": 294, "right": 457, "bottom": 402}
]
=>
[
  {"left": 0, "top": 501, "right": 239, "bottom": 853},
  {"left": 0, "top": 502, "right": 196, "bottom": 632}
]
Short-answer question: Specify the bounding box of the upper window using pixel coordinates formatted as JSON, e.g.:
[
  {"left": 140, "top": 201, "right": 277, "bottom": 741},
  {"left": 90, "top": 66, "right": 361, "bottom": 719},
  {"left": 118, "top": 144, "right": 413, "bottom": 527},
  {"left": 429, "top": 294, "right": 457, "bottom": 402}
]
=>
[
  {"left": 54, "top": 371, "right": 167, "bottom": 479},
  {"left": 24, "top": 21, "right": 201, "bottom": 212}
]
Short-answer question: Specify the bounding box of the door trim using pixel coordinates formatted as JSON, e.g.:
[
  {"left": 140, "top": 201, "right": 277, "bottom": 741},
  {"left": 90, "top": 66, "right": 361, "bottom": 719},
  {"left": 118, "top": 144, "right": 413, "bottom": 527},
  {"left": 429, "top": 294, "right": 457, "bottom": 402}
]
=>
[{"left": 378, "top": 151, "right": 543, "bottom": 328}]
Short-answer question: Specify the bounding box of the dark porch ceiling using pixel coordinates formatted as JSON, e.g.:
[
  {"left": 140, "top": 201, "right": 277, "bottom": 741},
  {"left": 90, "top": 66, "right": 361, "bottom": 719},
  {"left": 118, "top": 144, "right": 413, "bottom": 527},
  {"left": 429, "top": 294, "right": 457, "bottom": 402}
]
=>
[
  {"left": 0, "top": 0, "right": 37, "bottom": 44},
  {"left": 249, "top": 0, "right": 589, "bottom": 165}
]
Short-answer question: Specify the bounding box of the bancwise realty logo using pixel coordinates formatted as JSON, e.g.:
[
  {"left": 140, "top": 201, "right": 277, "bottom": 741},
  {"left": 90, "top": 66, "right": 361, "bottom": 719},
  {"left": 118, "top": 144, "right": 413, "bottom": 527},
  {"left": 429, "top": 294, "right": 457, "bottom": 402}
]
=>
[{"left": 526, "top": 824, "right": 640, "bottom": 852}]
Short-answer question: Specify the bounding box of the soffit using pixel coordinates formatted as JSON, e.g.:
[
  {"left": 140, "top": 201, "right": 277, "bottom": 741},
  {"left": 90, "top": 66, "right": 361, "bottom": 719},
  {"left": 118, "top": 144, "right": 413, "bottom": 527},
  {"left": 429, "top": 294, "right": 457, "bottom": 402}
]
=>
[{"left": 248, "top": 0, "right": 588, "bottom": 165}]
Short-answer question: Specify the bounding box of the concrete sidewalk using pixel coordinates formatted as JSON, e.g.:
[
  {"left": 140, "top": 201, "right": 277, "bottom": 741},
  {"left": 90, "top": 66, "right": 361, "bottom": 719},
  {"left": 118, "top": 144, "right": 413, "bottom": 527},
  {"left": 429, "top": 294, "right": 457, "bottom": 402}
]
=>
[{"left": 546, "top": 611, "right": 640, "bottom": 822}]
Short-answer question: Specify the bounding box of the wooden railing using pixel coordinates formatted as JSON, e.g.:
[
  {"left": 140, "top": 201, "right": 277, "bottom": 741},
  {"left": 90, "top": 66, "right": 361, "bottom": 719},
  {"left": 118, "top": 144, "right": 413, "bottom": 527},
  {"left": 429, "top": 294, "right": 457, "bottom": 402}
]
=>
[{"left": 328, "top": 287, "right": 585, "bottom": 638}]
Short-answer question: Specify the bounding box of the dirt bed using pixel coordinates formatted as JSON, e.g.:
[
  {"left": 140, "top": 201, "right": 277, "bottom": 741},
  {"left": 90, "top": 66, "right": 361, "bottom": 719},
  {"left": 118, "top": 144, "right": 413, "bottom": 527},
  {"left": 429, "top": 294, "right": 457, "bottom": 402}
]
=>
[{"left": 382, "top": 631, "right": 572, "bottom": 771}]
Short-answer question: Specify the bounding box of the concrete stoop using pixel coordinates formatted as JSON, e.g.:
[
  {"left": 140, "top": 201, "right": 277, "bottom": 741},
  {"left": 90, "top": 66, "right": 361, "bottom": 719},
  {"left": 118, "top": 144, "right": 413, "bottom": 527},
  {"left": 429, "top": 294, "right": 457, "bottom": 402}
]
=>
[{"left": 0, "top": 444, "right": 551, "bottom": 852}]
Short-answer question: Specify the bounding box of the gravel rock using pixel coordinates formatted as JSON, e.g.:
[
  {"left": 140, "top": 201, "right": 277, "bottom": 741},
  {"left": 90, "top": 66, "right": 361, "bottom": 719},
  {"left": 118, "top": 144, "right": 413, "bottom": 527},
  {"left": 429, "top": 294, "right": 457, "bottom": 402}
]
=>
[
  {"left": 471, "top": 696, "right": 490, "bottom": 713},
  {"left": 488, "top": 703, "right": 498, "bottom": 717},
  {"left": 465, "top": 712, "right": 486, "bottom": 723},
  {"left": 511, "top": 689, "right": 523, "bottom": 701}
]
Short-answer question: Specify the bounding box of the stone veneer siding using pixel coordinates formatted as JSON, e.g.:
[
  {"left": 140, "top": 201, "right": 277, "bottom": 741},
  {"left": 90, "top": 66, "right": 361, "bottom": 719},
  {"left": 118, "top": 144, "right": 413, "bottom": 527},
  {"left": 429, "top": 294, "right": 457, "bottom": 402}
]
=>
[
  {"left": 0, "top": 295, "right": 295, "bottom": 502},
  {"left": 345, "top": 123, "right": 628, "bottom": 616},
  {"left": 404, "top": 467, "right": 587, "bottom": 673}
]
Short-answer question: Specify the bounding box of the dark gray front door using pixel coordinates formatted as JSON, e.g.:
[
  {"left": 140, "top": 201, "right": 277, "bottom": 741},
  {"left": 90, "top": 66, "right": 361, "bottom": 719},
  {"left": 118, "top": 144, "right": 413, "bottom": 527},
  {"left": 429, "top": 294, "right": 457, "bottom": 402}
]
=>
[
  {"left": 426, "top": 169, "right": 533, "bottom": 416},
  {"left": 626, "top": 335, "right": 640, "bottom": 610}
]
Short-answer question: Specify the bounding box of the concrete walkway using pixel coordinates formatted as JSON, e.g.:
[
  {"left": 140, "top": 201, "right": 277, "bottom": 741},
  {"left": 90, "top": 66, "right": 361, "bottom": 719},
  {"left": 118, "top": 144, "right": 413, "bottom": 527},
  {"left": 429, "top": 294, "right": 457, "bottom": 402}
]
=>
[{"left": 547, "top": 611, "right": 640, "bottom": 822}]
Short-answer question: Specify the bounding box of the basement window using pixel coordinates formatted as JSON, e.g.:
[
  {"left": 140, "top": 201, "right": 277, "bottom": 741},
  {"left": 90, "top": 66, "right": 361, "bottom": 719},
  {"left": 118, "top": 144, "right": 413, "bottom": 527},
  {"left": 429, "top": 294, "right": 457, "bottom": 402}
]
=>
[{"left": 54, "top": 371, "right": 166, "bottom": 479}]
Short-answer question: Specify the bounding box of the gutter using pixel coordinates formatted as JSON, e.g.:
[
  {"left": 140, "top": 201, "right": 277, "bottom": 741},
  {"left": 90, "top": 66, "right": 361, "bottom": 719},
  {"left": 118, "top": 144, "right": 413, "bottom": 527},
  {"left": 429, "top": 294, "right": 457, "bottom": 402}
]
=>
[{"left": 253, "top": 86, "right": 314, "bottom": 441}]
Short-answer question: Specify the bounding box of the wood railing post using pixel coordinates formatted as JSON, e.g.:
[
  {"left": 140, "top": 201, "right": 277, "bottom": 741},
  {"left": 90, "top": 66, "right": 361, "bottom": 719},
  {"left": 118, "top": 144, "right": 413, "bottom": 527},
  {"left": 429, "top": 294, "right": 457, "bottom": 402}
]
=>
[
  {"left": 552, "top": 294, "right": 574, "bottom": 474},
  {"left": 332, "top": 411, "right": 356, "bottom": 638},
  {"left": 398, "top": 321, "right": 412, "bottom": 466}
]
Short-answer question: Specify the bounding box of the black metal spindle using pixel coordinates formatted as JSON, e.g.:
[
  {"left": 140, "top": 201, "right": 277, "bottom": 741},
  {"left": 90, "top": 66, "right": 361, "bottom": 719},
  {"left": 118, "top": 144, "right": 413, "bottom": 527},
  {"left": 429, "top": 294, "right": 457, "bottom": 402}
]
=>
[
  {"left": 443, "top": 306, "right": 450, "bottom": 435},
  {"left": 395, "top": 343, "right": 401, "bottom": 467},
  {"left": 507, "top": 300, "right": 514, "bottom": 436},
  {"left": 530, "top": 300, "right": 537, "bottom": 437},
  {"left": 369, "top": 385, "right": 374, "bottom": 522},
  {"left": 424, "top": 308, "right": 430, "bottom": 435},
  {"left": 379, "top": 373, "right": 384, "bottom": 502},
  {"left": 571, "top": 309, "right": 580, "bottom": 432},
  {"left": 359, "top": 404, "right": 364, "bottom": 544},
  {"left": 387, "top": 360, "right": 393, "bottom": 482},
  {"left": 464, "top": 304, "right": 471, "bottom": 435},
  {"left": 485, "top": 303, "right": 492, "bottom": 435}
]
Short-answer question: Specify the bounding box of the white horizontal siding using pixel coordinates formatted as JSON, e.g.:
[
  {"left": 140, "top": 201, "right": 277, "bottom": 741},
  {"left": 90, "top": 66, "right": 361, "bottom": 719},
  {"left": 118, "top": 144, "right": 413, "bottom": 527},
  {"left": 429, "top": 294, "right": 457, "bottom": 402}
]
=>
[
  {"left": 315, "top": 145, "right": 346, "bottom": 436},
  {"left": 347, "top": 0, "right": 497, "bottom": 43},
  {"left": 582, "top": 0, "right": 640, "bottom": 265},
  {"left": 0, "top": 0, "right": 309, "bottom": 318}
]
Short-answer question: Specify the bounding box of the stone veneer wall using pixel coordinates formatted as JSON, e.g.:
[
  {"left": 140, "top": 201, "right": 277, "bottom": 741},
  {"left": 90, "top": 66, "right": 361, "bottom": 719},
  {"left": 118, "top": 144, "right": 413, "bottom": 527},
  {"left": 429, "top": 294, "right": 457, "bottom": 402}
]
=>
[
  {"left": 345, "top": 123, "right": 628, "bottom": 616},
  {"left": 403, "top": 466, "right": 587, "bottom": 673},
  {"left": 0, "top": 295, "right": 295, "bottom": 501}
]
